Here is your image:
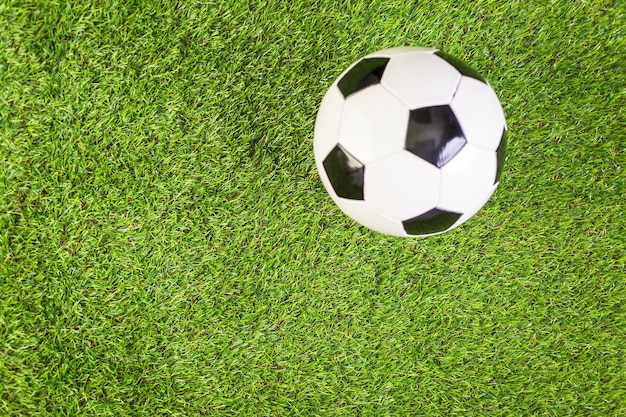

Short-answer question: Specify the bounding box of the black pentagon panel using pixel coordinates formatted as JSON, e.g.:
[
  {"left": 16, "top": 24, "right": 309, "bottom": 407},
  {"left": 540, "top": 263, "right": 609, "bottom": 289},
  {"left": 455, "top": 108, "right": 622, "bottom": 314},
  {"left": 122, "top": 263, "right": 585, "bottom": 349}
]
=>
[
  {"left": 434, "top": 51, "right": 486, "bottom": 83},
  {"left": 337, "top": 57, "right": 390, "bottom": 98},
  {"left": 406, "top": 105, "right": 466, "bottom": 168},
  {"left": 403, "top": 208, "right": 462, "bottom": 236},
  {"left": 322, "top": 144, "right": 365, "bottom": 200},
  {"left": 495, "top": 129, "right": 507, "bottom": 183}
]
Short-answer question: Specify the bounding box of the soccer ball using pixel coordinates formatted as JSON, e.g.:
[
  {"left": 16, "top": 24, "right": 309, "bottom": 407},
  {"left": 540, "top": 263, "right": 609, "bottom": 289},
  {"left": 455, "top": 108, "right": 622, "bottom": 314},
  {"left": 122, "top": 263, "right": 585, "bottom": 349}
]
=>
[{"left": 314, "top": 47, "right": 507, "bottom": 237}]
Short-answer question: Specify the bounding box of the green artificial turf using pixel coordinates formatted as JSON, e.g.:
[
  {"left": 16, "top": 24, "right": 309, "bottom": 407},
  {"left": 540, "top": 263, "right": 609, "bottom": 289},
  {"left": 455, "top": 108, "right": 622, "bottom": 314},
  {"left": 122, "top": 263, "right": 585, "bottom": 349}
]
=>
[{"left": 1, "top": 1, "right": 624, "bottom": 415}]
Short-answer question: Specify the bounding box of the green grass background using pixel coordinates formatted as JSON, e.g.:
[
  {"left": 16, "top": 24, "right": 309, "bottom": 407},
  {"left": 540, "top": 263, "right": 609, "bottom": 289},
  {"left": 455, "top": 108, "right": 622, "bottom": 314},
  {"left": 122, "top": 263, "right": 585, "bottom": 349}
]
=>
[{"left": 1, "top": 0, "right": 624, "bottom": 415}]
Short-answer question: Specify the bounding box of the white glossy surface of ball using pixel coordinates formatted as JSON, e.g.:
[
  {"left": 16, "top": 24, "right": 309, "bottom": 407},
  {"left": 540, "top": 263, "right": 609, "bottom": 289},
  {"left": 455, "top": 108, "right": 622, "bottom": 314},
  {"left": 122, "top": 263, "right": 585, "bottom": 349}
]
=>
[{"left": 314, "top": 47, "right": 507, "bottom": 237}]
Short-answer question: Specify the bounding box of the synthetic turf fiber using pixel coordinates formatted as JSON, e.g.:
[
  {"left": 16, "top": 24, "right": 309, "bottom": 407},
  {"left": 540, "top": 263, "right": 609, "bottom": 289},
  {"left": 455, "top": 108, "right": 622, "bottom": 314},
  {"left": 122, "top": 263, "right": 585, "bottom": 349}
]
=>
[{"left": 1, "top": 1, "right": 624, "bottom": 415}]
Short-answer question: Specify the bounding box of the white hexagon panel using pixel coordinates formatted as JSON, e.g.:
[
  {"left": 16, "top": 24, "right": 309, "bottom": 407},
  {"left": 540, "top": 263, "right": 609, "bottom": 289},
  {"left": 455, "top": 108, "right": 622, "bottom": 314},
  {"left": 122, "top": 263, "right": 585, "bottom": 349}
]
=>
[
  {"left": 382, "top": 51, "right": 461, "bottom": 109},
  {"left": 438, "top": 143, "right": 498, "bottom": 214},
  {"left": 449, "top": 182, "right": 499, "bottom": 231},
  {"left": 313, "top": 46, "right": 508, "bottom": 237},
  {"left": 338, "top": 84, "right": 409, "bottom": 165},
  {"left": 332, "top": 198, "right": 407, "bottom": 237},
  {"left": 364, "top": 150, "right": 440, "bottom": 221},
  {"left": 450, "top": 76, "right": 507, "bottom": 151},
  {"left": 313, "top": 85, "right": 345, "bottom": 164}
]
